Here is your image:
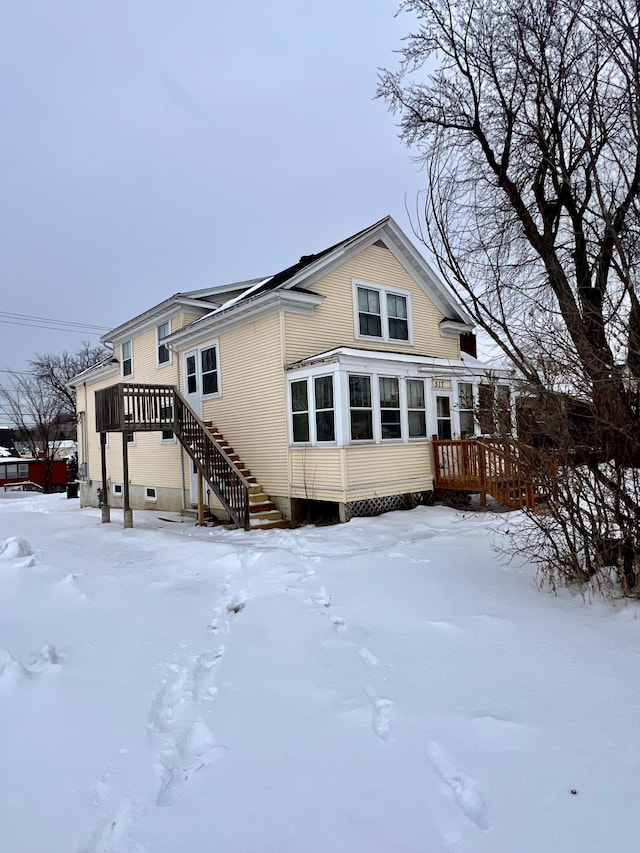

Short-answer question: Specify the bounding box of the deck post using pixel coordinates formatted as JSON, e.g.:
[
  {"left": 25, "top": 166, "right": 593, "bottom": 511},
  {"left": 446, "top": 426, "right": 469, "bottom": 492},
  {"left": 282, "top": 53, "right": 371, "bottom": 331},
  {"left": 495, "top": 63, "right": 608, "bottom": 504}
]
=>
[
  {"left": 122, "top": 432, "right": 133, "bottom": 529},
  {"left": 478, "top": 441, "right": 487, "bottom": 507},
  {"left": 197, "top": 469, "right": 204, "bottom": 525},
  {"left": 100, "top": 432, "right": 110, "bottom": 523}
]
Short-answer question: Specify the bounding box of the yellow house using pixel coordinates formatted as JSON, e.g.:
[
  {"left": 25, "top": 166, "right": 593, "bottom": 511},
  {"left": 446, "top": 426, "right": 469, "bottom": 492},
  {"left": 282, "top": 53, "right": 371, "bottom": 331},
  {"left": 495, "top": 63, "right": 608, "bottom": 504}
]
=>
[{"left": 70, "top": 217, "right": 511, "bottom": 527}]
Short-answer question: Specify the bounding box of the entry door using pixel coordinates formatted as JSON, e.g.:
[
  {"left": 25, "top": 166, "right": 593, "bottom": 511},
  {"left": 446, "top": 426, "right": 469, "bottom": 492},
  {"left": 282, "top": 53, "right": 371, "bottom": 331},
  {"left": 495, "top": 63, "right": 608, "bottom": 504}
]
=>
[{"left": 184, "top": 350, "right": 202, "bottom": 505}]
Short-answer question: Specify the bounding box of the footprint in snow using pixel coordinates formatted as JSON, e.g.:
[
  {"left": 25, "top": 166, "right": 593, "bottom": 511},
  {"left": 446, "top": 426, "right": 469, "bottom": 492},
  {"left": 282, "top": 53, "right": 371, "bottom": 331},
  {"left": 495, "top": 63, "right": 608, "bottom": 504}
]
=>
[
  {"left": 426, "top": 740, "right": 488, "bottom": 830},
  {"left": 356, "top": 646, "right": 380, "bottom": 668}
]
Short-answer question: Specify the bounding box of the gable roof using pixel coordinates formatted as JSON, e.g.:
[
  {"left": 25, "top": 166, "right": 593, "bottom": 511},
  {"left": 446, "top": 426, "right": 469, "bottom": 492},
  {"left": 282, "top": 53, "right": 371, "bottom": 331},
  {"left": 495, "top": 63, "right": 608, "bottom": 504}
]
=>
[{"left": 168, "top": 216, "right": 474, "bottom": 346}]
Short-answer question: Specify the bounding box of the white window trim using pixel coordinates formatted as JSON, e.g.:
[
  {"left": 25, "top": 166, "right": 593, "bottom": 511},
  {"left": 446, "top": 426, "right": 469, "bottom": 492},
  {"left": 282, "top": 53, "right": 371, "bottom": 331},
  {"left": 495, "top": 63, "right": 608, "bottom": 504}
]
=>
[
  {"left": 144, "top": 486, "right": 158, "bottom": 503},
  {"left": 160, "top": 431, "right": 176, "bottom": 443},
  {"left": 288, "top": 372, "right": 338, "bottom": 447},
  {"left": 352, "top": 280, "right": 414, "bottom": 345},
  {"left": 121, "top": 339, "right": 133, "bottom": 378},
  {"left": 112, "top": 483, "right": 123, "bottom": 496},
  {"left": 200, "top": 340, "right": 222, "bottom": 399},
  {"left": 157, "top": 322, "right": 172, "bottom": 368},
  {"left": 406, "top": 377, "right": 428, "bottom": 440}
]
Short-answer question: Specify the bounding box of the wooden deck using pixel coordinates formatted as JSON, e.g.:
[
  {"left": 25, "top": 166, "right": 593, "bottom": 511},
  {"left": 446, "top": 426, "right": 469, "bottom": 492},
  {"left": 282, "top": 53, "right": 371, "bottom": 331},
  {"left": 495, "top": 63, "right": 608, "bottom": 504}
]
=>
[{"left": 432, "top": 436, "right": 556, "bottom": 509}]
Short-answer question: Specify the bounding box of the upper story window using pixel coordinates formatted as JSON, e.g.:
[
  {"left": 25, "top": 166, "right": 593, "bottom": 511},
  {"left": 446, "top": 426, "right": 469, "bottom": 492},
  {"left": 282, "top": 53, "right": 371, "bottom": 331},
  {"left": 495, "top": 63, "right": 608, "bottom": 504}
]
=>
[
  {"left": 157, "top": 322, "right": 171, "bottom": 366},
  {"left": 354, "top": 281, "right": 411, "bottom": 343},
  {"left": 121, "top": 340, "right": 132, "bottom": 378},
  {"left": 201, "top": 345, "right": 219, "bottom": 396}
]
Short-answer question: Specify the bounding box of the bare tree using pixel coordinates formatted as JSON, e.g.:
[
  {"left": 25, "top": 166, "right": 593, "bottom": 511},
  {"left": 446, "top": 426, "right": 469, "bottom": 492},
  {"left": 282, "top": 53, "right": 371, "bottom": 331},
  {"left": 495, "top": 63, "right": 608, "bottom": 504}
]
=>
[
  {"left": 0, "top": 373, "right": 67, "bottom": 493},
  {"left": 378, "top": 0, "right": 640, "bottom": 594},
  {"left": 30, "top": 341, "right": 110, "bottom": 422}
]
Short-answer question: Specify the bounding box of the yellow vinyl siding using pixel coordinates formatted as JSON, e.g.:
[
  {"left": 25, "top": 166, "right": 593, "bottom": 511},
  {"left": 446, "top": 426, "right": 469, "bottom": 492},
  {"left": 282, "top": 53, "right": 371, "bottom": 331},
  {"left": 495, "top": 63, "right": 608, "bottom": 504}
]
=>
[
  {"left": 187, "top": 313, "right": 289, "bottom": 497},
  {"left": 290, "top": 448, "right": 343, "bottom": 500},
  {"left": 344, "top": 443, "right": 433, "bottom": 502},
  {"left": 285, "top": 244, "right": 459, "bottom": 362}
]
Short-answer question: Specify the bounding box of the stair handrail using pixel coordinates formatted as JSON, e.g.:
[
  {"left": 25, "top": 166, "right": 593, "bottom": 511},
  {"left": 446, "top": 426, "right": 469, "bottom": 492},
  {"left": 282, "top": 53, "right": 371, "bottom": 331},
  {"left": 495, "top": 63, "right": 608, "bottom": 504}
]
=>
[{"left": 172, "top": 389, "right": 251, "bottom": 529}]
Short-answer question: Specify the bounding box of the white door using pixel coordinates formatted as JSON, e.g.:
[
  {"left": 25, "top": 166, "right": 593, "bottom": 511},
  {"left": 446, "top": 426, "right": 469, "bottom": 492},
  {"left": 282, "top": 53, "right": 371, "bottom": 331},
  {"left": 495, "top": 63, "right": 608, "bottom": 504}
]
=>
[
  {"left": 184, "top": 350, "right": 201, "bottom": 416},
  {"left": 184, "top": 350, "right": 202, "bottom": 504}
]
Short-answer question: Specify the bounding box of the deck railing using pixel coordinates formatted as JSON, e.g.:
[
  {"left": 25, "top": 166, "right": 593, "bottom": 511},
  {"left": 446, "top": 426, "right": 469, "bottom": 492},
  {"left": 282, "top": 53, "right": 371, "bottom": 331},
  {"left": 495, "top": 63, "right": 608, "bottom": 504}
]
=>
[
  {"left": 95, "top": 383, "right": 250, "bottom": 529},
  {"left": 432, "top": 436, "right": 556, "bottom": 509}
]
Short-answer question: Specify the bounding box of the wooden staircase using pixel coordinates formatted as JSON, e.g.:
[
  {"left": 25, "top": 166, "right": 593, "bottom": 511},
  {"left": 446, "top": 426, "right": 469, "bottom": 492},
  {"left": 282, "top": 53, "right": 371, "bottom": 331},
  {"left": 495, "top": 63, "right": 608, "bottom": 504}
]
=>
[
  {"left": 94, "top": 382, "right": 288, "bottom": 530},
  {"left": 205, "top": 426, "right": 287, "bottom": 529},
  {"left": 432, "top": 436, "right": 557, "bottom": 510}
]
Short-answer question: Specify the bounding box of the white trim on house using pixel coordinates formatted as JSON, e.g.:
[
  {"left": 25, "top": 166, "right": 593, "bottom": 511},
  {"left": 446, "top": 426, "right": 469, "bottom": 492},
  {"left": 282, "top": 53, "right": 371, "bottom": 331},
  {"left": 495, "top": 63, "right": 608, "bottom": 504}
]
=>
[
  {"left": 167, "top": 290, "right": 324, "bottom": 349},
  {"left": 352, "top": 279, "right": 414, "bottom": 346},
  {"left": 285, "top": 347, "right": 515, "bottom": 447}
]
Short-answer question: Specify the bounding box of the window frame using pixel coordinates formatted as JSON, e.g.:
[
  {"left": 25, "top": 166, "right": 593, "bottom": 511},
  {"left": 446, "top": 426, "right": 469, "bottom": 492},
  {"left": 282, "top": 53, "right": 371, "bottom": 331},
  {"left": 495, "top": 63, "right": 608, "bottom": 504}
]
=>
[
  {"left": 352, "top": 280, "right": 413, "bottom": 345},
  {"left": 144, "top": 486, "right": 158, "bottom": 503},
  {"left": 378, "top": 375, "right": 402, "bottom": 441},
  {"left": 121, "top": 339, "right": 133, "bottom": 378},
  {"left": 407, "top": 378, "right": 427, "bottom": 439},
  {"left": 157, "top": 321, "right": 171, "bottom": 367},
  {"left": 200, "top": 343, "right": 221, "bottom": 399},
  {"left": 348, "top": 374, "right": 374, "bottom": 442},
  {"left": 457, "top": 381, "right": 476, "bottom": 437},
  {"left": 288, "top": 373, "right": 337, "bottom": 446}
]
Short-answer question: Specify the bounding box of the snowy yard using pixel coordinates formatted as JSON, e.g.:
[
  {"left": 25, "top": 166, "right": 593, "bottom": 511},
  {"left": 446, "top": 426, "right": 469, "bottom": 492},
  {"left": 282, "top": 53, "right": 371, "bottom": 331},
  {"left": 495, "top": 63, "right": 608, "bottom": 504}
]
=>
[{"left": 1, "top": 494, "right": 639, "bottom": 853}]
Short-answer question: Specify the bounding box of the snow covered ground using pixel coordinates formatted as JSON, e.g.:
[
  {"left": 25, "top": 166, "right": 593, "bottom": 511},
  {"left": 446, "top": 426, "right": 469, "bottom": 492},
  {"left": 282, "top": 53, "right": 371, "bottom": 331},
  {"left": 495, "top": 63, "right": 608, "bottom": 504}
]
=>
[{"left": 1, "top": 494, "right": 640, "bottom": 853}]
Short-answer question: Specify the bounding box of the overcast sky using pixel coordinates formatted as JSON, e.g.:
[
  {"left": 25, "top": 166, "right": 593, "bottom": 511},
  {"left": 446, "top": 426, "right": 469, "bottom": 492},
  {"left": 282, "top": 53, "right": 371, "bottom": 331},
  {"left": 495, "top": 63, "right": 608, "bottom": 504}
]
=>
[{"left": 0, "top": 1, "right": 429, "bottom": 372}]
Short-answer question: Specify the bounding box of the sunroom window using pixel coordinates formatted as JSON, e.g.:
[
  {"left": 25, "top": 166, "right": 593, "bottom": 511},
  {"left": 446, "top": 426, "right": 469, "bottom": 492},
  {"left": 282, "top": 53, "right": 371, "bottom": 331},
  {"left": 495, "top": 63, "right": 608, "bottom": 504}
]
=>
[
  {"left": 458, "top": 382, "right": 475, "bottom": 436},
  {"left": 314, "top": 376, "right": 335, "bottom": 442},
  {"left": 379, "top": 377, "right": 401, "bottom": 439},
  {"left": 291, "top": 380, "right": 310, "bottom": 443},
  {"left": 349, "top": 375, "right": 373, "bottom": 440},
  {"left": 407, "top": 379, "right": 427, "bottom": 437}
]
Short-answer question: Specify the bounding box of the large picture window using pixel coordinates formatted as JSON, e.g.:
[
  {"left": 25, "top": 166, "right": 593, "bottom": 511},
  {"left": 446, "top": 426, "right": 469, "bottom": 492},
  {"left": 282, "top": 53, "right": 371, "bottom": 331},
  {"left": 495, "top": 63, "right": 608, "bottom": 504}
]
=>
[
  {"left": 355, "top": 282, "right": 412, "bottom": 343},
  {"left": 349, "top": 375, "right": 373, "bottom": 440}
]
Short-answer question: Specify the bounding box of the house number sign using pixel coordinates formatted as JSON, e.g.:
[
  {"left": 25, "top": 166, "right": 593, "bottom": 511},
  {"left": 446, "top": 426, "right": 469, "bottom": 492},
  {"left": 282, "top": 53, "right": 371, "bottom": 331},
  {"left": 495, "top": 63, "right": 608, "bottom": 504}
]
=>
[{"left": 431, "top": 379, "right": 452, "bottom": 390}]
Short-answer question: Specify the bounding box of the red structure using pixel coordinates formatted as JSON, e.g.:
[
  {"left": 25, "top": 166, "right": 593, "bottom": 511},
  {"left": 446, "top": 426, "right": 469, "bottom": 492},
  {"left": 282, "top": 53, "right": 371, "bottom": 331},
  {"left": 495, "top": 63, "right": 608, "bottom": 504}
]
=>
[{"left": 0, "top": 457, "right": 68, "bottom": 492}]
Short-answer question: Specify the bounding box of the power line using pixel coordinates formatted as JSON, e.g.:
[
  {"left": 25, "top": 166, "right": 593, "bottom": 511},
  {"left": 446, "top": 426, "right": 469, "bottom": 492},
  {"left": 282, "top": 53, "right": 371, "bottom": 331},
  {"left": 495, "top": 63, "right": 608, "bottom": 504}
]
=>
[
  {"left": 0, "top": 311, "right": 111, "bottom": 335},
  {"left": 0, "top": 311, "right": 110, "bottom": 331}
]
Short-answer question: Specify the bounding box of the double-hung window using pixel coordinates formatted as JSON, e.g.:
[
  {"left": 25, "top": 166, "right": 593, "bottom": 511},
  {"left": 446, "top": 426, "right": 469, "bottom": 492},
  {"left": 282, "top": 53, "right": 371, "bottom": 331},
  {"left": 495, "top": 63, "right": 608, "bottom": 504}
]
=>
[
  {"left": 458, "top": 382, "right": 475, "bottom": 436},
  {"left": 291, "top": 380, "right": 310, "bottom": 443},
  {"left": 290, "top": 375, "right": 335, "bottom": 444},
  {"left": 157, "top": 322, "right": 170, "bottom": 366},
  {"left": 121, "top": 340, "right": 132, "bottom": 378},
  {"left": 407, "top": 379, "right": 427, "bottom": 437},
  {"left": 314, "top": 376, "right": 335, "bottom": 442},
  {"left": 349, "top": 375, "right": 373, "bottom": 440},
  {"left": 355, "top": 282, "right": 411, "bottom": 343},
  {"left": 379, "top": 377, "right": 401, "bottom": 439},
  {"left": 201, "top": 346, "right": 219, "bottom": 396}
]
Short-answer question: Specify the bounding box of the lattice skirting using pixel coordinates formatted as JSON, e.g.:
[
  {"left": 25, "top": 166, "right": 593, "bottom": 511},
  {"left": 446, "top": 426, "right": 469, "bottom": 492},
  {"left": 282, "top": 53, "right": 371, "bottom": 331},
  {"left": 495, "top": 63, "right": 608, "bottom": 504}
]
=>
[{"left": 346, "top": 491, "right": 434, "bottom": 521}]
